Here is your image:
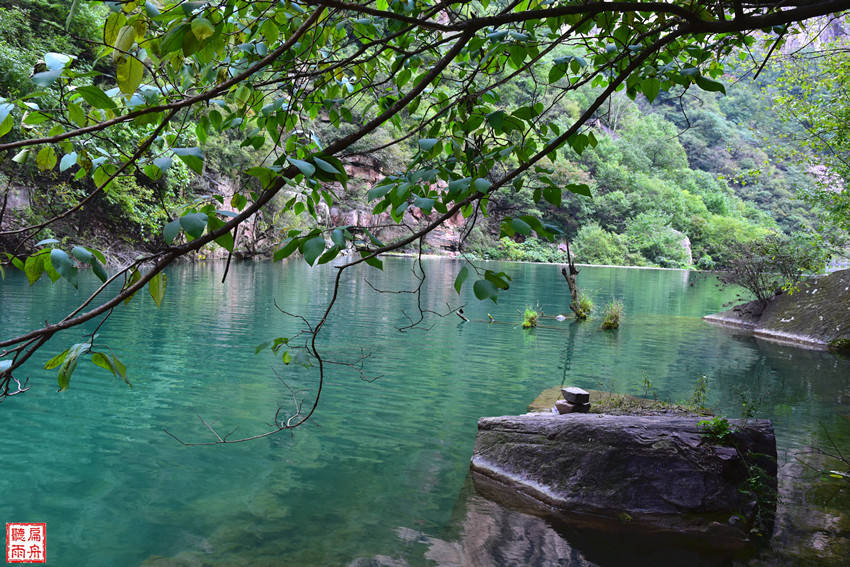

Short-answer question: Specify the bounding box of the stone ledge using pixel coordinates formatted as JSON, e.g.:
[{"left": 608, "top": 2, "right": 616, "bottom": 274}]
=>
[{"left": 470, "top": 413, "right": 776, "bottom": 550}]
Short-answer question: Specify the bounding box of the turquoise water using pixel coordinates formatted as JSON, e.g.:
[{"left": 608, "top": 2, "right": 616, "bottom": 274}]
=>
[{"left": 0, "top": 258, "right": 848, "bottom": 566}]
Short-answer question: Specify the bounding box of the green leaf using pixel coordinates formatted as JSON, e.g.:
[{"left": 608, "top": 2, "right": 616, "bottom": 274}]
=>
[
  {"left": 331, "top": 228, "right": 346, "bottom": 248},
  {"left": 364, "top": 229, "right": 384, "bottom": 247},
  {"left": 154, "top": 156, "right": 172, "bottom": 172},
  {"left": 549, "top": 63, "right": 566, "bottom": 84},
  {"left": 91, "top": 259, "right": 108, "bottom": 283},
  {"left": 301, "top": 235, "right": 326, "bottom": 266},
  {"left": 473, "top": 279, "right": 499, "bottom": 303},
  {"left": 24, "top": 254, "right": 45, "bottom": 285},
  {"left": 191, "top": 17, "right": 215, "bottom": 40},
  {"left": 317, "top": 246, "right": 340, "bottom": 264},
  {"left": 566, "top": 183, "right": 592, "bottom": 197},
  {"left": 207, "top": 214, "right": 234, "bottom": 252},
  {"left": 173, "top": 147, "right": 204, "bottom": 174},
  {"left": 57, "top": 342, "right": 89, "bottom": 391},
  {"left": 542, "top": 186, "right": 561, "bottom": 207},
  {"left": 112, "top": 354, "right": 129, "bottom": 385},
  {"left": 418, "top": 138, "right": 439, "bottom": 151},
  {"left": 43, "top": 255, "right": 61, "bottom": 282},
  {"left": 59, "top": 152, "right": 77, "bottom": 172},
  {"left": 231, "top": 193, "right": 248, "bottom": 211},
  {"left": 114, "top": 25, "right": 136, "bottom": 52},
  {"left": 44, "top": 349, "right": 69, "bottom": 370},
  {"left": 148, "top": 272, "right": 167, "bottom": 307},
  {"left": 472, "top": 178, "right": 491, "bottom": 193},
  {"left": 694, "top": 75, "right": 726, "bottom": 95},
  {"left": 642, "top": 78, "right": 661, "bottom": 103},
  {"left": 12, "top": 149, "right": 30, "bottom": 164},
  {"left": 50, "top": 249, "right": 77, "bottom": 287},
  {"left": 85, "top": 247, "right": 106, "bottom": 264},
  {"left": 91, "top": 352, "right": 117, "bottom": 376},
  {"left": 454, "top": 265, "right": 469, "bottom": 294},
  {"left": 360, "top": 250, "right": 383, "bottom": 270},
  {"left": 414, "top": 196, "right": 434, "bottom": 213},
  {"left": 288, "top": 157, "right": 316, "bottom": 178},
  {"left": 179, "top": 212, "right": 207, "bottom": 239},
  {"left": 313, "top": 157, "right": 342, "bottom": 175},
  {"left": 163, "top": 219, "right": 181, "bottom": 244},
  {"left": 510, "top": 217, "right": 532, "bottom": 235},
  {"left": 71, "top": 245, "right": 93, "bottom": 263},
  {"left": 0, "top": 106, "right": 13, "bottom": 138},
  {"left": 274, "top": 238, "right": 301, "bottom": 261},
  {"left": 104, "top": 11, "right": 125, "bottom": 46},
  {"left": 116, "top": 56, "right": 144, "bottom": 95},
  {"left": 144, "top": 1, "right": 161, "bottom": 17},
  {"left": 367, "top": 184, "right": 392, "bottom": 201},
  {"left": 74, "top": 85, "right": 116, "bottom": 109},
  {"left": 36, "top": 146, "right": 57, "bottom": 171}
]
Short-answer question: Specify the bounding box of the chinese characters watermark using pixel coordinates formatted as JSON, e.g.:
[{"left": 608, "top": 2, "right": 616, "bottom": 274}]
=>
[{"left": 6, "top": 523, "right": 46, "bottom": 564}]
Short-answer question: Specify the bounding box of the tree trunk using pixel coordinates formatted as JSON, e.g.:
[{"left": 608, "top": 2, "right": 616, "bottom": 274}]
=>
[{"left": 561, "top": 240, "right": 585, "bottom": 319}]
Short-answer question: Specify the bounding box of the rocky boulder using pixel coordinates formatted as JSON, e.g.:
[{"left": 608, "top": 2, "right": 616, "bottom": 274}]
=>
[
  {"left": 704, "top": 269, "right": 850, "bottom": 350},
  {"left": 470, "top": 414, "right": 776, "bottom": 550}
]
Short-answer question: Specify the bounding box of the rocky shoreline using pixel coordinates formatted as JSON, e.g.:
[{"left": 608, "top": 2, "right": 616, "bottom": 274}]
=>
[{"left": 703, "top": 269, "right": 850, "bottom": 351}]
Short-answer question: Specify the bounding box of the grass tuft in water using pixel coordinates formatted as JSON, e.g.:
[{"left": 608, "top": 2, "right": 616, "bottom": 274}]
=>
[
  {"left": 522, "top": 308, "right": 539, "bottom": 329},
  {"left": 601, "top": 299, "right": 623, "bottom": 329}
]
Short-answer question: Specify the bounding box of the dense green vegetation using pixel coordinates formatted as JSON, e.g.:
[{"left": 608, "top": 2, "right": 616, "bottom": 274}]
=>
[{"left": 0, "top": 2, "right": 843, "bottom": 272}]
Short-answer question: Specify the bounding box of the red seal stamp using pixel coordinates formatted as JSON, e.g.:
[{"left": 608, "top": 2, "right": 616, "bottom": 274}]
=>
[{"left": 6, "top": 523, "right": 46, "bottom": 564}]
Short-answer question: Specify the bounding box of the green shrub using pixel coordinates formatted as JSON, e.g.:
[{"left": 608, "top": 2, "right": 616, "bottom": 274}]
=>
[
  {"left": 497, "top": 237, "right": 561, "bottom": 263},
  {"left": 717, "top": 234, "right": 828, "bottom": 307},
  {"left": 697, "top": 416, "right": 733, "bottom": 443},
  {"left": 572, "top": 223, "right": 628, "bottom": 265},
  {"left": 576, "top": 292, "right": 594, "bottom": 319},
  {"left": 601, "top": 299, "right": 623, "bottom": 329},
  {"left": 624, "top": 213, "right": 691, "bottom": 268},
  {"left": 522, "top": 308, "right": 539, "bottom": 329}
]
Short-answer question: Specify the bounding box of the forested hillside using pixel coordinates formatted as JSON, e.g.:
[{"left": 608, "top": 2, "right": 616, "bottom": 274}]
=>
[{"left": 0, "top": 1, "right": 840, "bottom": 270}]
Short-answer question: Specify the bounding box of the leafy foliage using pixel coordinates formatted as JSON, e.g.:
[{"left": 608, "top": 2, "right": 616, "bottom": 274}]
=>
[
  {"left": 718, "top": 234, "right": 828, "bottom": 307},
  {"left": 600, "top": 299, "right": 623, "bottom": 330},
  {"left": 521, "top": 308, "right": 539, "bottom": 329},
  {"left": 698, "top": 416, "right": 733, "bottom": 443}
]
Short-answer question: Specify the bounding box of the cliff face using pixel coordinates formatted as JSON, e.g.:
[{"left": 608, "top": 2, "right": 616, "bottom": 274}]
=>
[{"left": 704, "top": 269, "right": 850, "bottom": 350}]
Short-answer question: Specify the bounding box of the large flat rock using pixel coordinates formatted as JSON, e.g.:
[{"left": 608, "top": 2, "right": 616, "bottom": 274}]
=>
[{"left": 470, "top": 413, "right": 776, "bottom": 549}]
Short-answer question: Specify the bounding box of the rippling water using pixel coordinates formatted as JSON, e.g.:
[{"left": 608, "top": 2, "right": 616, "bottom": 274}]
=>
[{"left": 0, "top": 258, "right": 847, "bottom": 566}]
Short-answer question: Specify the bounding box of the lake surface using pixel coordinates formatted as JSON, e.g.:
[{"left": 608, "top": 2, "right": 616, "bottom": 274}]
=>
[{"left": 0, "top": 258, "right": 848, "bottom": 566}]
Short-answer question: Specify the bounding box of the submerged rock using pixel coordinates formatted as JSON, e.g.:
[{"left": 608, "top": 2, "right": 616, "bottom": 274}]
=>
[{"left": 470, "top": 413, "right": 776, "bottom": 550}]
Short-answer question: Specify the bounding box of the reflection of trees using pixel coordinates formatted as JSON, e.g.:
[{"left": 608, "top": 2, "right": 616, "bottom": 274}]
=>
[
  {"left": 560, "top": 321, "right": 580, "bottom": 388},
  {"left": 710, "top": 337, "right": 850, "bottom": 422}
]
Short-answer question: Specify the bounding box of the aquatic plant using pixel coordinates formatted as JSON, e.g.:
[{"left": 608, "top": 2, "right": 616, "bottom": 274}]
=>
[
  {"left": 691, "top": 375, "right": 708, "bottom": 409},
  {"left": 522, "top": 308, "right": 539, "bottom": 329},
  {"left": 576, "top": 292, "right": 594, "bottom": 320},
  {"left": 600, "top": 300, "right": 623, "bottom": 329}
]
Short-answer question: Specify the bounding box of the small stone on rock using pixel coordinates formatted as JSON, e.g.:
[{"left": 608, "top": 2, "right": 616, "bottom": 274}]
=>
[{"left": 562, "top": 387, "right": 590, "bottom": 404}]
